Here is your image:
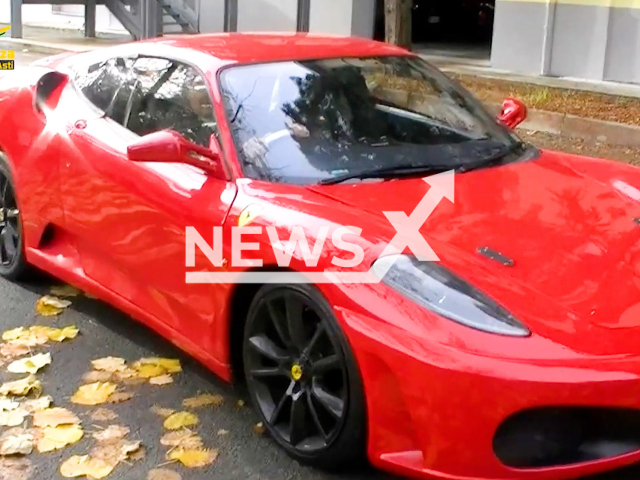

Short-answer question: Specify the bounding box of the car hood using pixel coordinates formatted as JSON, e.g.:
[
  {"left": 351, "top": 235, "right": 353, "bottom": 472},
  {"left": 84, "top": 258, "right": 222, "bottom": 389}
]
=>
[{"left": 308, "top": 149, "right": 640, "bottom": 353}]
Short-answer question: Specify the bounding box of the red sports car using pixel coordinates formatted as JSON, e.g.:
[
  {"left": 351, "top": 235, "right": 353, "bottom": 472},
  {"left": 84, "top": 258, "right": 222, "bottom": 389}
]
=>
[{"left": 1, "top": 33, "right": 640, "bottom": 480}]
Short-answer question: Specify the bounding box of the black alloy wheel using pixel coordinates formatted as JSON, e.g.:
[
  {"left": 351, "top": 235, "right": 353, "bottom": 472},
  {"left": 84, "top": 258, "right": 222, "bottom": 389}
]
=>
[
  {"left": 243, "top": 284, "right": 366, "bottom": 469},
  {"left": 0, "top": 154, "right": 29, "bottom": 280}
]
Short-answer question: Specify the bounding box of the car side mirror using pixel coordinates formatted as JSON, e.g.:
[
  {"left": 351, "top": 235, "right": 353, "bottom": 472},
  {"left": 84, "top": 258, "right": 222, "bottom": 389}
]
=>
[
  {"left": 497, "top": 97, "right": 527, "bottom": 130},
  {"left": 127, "top": 130, "right": 226, "bottom": 179}
]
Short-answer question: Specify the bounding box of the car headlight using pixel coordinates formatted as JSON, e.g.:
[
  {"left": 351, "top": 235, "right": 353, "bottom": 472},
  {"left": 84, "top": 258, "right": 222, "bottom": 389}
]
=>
[{"left": 372, "top": 254, "right": 530, "bottom": 337}]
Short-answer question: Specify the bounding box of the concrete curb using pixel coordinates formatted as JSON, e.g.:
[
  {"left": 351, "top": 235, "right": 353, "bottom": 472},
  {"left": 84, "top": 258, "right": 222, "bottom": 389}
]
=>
[
  {"left": 1, "top": 38, "right": 103, "bottom": 55},
  {"left": 487, "top": 103, "right": 640, "bottom": 148}
]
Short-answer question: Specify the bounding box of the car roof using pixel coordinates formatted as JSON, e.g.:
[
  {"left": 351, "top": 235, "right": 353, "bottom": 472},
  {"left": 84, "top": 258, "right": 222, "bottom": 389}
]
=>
[{"left": 140, "top": 32, "right": 410, "bottom": 64}]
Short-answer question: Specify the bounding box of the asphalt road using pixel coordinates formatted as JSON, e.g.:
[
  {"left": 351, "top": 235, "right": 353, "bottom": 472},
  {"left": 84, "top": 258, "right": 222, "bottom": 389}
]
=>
[{"left": 1, "top": 44, "right": 640, "bottom": 480}]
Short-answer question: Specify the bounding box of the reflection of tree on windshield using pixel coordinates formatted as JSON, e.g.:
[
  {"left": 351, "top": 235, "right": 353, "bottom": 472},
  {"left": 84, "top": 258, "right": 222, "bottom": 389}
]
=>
[
  {"left": 219, "top": 56, "right": 524, "bottom": 185},
  {"left": 279, "top": 65, "right": 393, "bottom": 175},
  {"left": 281, "top": 66, "right": 386, "bottom": 145}
]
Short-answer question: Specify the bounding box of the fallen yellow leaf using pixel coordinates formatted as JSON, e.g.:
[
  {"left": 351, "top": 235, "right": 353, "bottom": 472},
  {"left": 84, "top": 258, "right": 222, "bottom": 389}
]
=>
[
  {"left": 7, "top": 353, "right": 51, "bottom": 374},
  {"left": 0, "top": 428, "right": 34, "bottom": 455},
  {"left": 167, "top": 447, "right": 218, "bottom": 468},
  {"left": 147, "top": 468, "right": 182, "bottom": 480},
  {"left": 90, "top": 408, "right": 118, "bottom": 422},
  {"left": 0, "top": 375, "right": 41, "bottom": 396},
  {"left": 91, "top": 357, "right": 127, "bottom": 373},
  {"left": 0, "top": 409, "right": 26, "bottom": 427},
  {"left": 133, "top": 363, "right": 166, "bottom": 378},
  {"left": 28, "top": 326, "right": 56, "bottom": 342},
  {"left": 33, "top": 408, "right": 80, "bottom": 428},
  {"left": 235, "top": 399, "right": 245, "bottom": 409},
  {"left": 150, "top": 405, "right": 174, "bottom": 417},
  {"left": 182, "top": 393, "right": 224, "bottom": 409},
  {"left": 92, "top": 425, "right": 129, "bottom": 443},
  {"left": 106, "top": 392, "right": 134, "bottom": 404},
  {"left": 36, "top": 424, "right": 83, "bottom": 452},
  {"left": 50, "top": 285, "right": 81, "bottom": 297},
  {"left": 163, "top": 411, "right": 198, "bottom": 430},
  {"left": 35, "top": 296, "right": 71, "bottom": 316},
  {"left": 20, "top": 396, "right": 52, "bottom": 413},
  {"left": 81, "top": 371, "right": 113, "bottom": 384},
  {"left": 134, "top": 357, "right": 181, "bottom": 374},
  {"left": 149, "top": 374, "right": 173, "bottom": 385},
  {"left": 71, "top": 382, "right": 117, "bottom": 406},
  {"left": 59, "top": 455, "right": 114, "bottom": 479},
  {"left": 160, "top": 430, "right": 203, "bottom": 449},
  {"left": 112, "top": 367, "right": 139, "bottom": 381},
  {"left": 253, "top": 422, "right": 266, "bottom": 435},
  {"left": 47, "top": 326, "right": 79, "bottom": 342},
  {"left": 1, "top": 328, "right": 29, "bottom": 342},
  {"left": 0, "top": 397, "right": 19, "bottom": 411},
  {"left": 217, "top": 429, "right": 229, "bottom": 436},
  {"left": 1, "top": 326, "right": 76, "bottom": 348},
  {"left": 0, "top": 343, "right": 30, "bottom": 358},
  {"left": 90, "top": 439, "right": 140, "bottom": 465},
  {"left": 129, "top": 445, "right": 146, "bottom": 461}
]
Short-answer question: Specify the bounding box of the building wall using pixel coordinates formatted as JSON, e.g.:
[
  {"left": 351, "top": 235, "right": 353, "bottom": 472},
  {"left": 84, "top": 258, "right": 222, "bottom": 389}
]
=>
[
  {"left": 197, "top": 0, "right": 225, "bottom": 33},
  {"left": 351, "top": 0, "right": 375, "bottom": 38},
  {"left": 237, "top": 0, "right": 297, "bottom": 31},
  {"left": 4, "top": 0, "right": 375, "bottom": 39},
  {"left": 0, "top": 3, "right": 126, "bottom": 33},
  {"left": 491, "top": 0, "right": 640, "bottom": 84},
  {"left": 308, "top": 0, "right": 375, "bottom": 37}
]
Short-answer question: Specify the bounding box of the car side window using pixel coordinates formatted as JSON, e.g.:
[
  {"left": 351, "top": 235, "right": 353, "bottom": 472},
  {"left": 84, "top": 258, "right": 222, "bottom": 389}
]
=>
[
  {"left": 125, "top": 57, "right": 217, "bottom": 147},
  {"left": 72, "top": 57, "right": 133, "bottom": 115}
]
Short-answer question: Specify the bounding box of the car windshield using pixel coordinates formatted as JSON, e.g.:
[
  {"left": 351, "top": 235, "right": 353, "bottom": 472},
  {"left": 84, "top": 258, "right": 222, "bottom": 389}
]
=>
[{"left": 219, "top": 55, "right": 525, "bottom": 185}]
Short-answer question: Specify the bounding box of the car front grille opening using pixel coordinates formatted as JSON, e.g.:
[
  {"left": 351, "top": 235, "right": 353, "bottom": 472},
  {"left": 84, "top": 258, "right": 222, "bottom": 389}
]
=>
[{"left": 493, "top": 406, "right": 640, "bottom": 469}]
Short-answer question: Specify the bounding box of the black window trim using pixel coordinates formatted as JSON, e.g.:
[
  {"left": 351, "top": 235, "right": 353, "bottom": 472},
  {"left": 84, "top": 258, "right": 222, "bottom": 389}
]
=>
[
  {"left": 118, "top": 53, "right": 231, "bottom": 179},
  {"left": 66, "top": 51, "right": 233, "bottom": 179}
]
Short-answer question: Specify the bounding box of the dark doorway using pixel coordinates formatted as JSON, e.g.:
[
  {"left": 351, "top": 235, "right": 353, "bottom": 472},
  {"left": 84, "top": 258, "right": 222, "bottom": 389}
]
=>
[{"left": 373, "top": 0, "right": 494, "bottom": 60}]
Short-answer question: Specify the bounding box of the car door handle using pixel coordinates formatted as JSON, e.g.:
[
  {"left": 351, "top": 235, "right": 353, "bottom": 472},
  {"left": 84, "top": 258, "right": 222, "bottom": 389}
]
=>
[{"left": 74, "top": 120, "right": 87, "bottom": 129}]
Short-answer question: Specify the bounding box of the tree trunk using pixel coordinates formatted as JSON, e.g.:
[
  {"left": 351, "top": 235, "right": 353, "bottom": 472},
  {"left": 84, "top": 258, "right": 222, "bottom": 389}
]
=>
[{"left": 384, "top": 0, "right": 412, "bottom": 50}]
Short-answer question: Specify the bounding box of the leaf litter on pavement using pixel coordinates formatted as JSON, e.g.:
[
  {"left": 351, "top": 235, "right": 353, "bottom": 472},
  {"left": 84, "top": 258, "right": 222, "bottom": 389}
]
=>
[
  {"left": 0, "top": 285, "right": 227, "bottom": 478},
  {"left": 35, "top": 296, "right": 72, "bottom": 317}
]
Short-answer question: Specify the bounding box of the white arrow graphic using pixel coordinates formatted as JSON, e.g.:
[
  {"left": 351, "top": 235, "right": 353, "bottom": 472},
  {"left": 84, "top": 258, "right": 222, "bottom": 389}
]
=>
[{"left": 325, "top": 170, "right": 456, "bottom": 284}]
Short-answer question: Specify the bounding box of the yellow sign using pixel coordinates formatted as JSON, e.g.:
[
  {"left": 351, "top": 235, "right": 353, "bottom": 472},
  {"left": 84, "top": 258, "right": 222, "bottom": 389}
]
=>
[
  {"left": 0, "top": 51, "right": 14, "bottom": 70},
  {"left": 0, "top": 26, "right": 10, "bottom": 37}
]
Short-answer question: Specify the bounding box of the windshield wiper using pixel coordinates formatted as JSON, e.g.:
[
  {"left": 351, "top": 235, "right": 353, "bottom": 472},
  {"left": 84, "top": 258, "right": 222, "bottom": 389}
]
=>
[
  {"left": 458, "top": 141, "right": 532, "bottom": 173},
  {"left": 318, "top": 164, "right": 453, "bottom": 185}
]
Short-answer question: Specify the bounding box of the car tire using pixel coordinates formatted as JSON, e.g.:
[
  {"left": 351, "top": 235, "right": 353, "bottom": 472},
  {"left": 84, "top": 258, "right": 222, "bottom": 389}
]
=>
[
  {"left": 0, "top": 153, "right": 32, "bottom": 281},
  {"left": 243, "top": 283, "right": 366, "bottom": 470}
]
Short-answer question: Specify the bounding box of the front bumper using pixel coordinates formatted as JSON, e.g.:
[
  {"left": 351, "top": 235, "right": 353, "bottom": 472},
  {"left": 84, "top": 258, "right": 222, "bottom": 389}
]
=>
[{"left": 337, "top": 308, "right": 640, "bottom": 480}]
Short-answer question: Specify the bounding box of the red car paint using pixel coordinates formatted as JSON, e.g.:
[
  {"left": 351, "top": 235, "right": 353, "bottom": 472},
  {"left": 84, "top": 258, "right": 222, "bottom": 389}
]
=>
[{"left": 0, "top": 33, "right": 639, "bottom": 479}]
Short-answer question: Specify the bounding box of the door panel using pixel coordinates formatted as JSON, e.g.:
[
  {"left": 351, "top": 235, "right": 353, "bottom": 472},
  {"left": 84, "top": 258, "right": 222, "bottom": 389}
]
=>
[
  {"left": 58, "top": 54, "right": 238, "bottom": 359},
  {"left": 63, "top": 117, "right": 237, "bottom": 354}
]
